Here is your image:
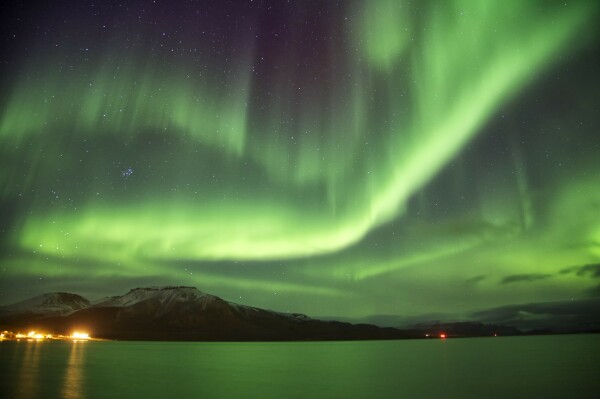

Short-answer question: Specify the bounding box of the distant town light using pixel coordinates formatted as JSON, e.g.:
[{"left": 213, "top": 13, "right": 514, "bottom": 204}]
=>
[
  {"left": 27, "top": 331, "right": 45, "bottom": 339},
  {"left": 1, "top": 330, "right": 94, "bottom": 341},
  {"left": 71, "top": 331, "right": 90, "bottom": 340},
  {"left": 440, "top": 333, "right": 446, "bottom": 339}
]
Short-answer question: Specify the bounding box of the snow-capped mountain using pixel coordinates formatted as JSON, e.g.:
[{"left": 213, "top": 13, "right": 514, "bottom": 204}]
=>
[
  {"left": 94, "top": 286, "right": 309, "bottom": 321},
  {"left": 95, "top": 286, "right": 211, "bottom": 307},
  {"left": 0, "top": 292, "right": 90, "bottom": 316},
  {"left": 93, "top": 286, "right": 232, "bottom": 320},
  {"left": 0, "top": 286, "right": 410, "bottom": 341}
]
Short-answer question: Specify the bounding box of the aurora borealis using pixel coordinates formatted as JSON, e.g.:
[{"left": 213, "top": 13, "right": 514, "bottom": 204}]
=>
[{"left": 1, "top": 0, "right": 599, "bottom": 322}]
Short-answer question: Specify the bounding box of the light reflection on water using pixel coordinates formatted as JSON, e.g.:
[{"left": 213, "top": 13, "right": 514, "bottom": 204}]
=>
[
  {"left": 16, "top": 340, "right": 41, "bottom": 399},
  {"left": 1, "top": 335, "right": 599, "bottom": 399},
  {"left": 63, "top": 342, "right": 85, "bottom": 399},
  {"left": 2, "top": 340, "right": 86, "bottom": 399}
]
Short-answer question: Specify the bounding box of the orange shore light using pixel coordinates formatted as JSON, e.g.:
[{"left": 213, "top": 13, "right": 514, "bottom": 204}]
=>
[{"left": 71, "top": 331, "right": 90, "bottom": 340}]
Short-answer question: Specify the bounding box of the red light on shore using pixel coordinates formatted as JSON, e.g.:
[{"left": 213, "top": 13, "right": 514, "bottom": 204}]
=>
[{"left": 440, "top": 333, "right": 446, "bottom": 339}]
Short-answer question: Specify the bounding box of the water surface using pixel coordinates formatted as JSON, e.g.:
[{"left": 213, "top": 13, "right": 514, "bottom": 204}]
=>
[{"left": 1, "top": 334, "right": 598, "bottom": 398}]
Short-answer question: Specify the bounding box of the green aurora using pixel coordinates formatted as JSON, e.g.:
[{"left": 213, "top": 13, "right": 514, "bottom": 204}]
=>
[{"left": 1, "top": 0, "right": 599, "bottom": 321}]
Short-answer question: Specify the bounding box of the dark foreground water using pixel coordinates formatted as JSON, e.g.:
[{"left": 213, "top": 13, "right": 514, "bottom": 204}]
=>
[{"left": 1, "top": 334, "right": 599, "bottom": 398}]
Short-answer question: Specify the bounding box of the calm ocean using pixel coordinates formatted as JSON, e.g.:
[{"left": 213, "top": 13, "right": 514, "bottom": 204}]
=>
[{"left": 1, "top": 334, "right": 598, "bottom": 398}]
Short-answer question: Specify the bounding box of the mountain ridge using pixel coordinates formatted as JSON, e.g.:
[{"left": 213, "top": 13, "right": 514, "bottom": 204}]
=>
[
  {"left": 0, "top": 286, "right": 410, "bottom": 341},
  {"left": 0, "top": 292, "right": 91, "bottom": 316}
]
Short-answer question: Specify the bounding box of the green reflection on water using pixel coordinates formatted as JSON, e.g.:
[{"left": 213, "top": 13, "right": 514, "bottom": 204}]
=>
[{"left": 1, "top": 336, "right": 599, "bottom": 398}]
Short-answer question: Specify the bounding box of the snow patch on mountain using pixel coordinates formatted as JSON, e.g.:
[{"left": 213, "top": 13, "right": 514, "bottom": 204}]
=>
[
  {"left": 0, "top": 293, "right": 90, "bottom": 316},
  {"left": 95, "top": 286, "right": 211, "bottom": 308},
  {"left": 0, "top": 286, "right": 312, "bottom": 325}
]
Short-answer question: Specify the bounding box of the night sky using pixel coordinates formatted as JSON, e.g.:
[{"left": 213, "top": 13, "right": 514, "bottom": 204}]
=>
[{"left": 1, "top": 0, "right": 599, "bottom": 324}]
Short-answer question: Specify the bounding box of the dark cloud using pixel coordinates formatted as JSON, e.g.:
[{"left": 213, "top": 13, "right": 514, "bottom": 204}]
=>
[
  {"left": 559, "top": 266, "right": 579, "bottom": 274},
  {"left": 500, "top": 273, "right": 552, "bottom": 284},
  {"left": 577, "top": 264, "right": 600, "bottom": 278},
  {"left": 466, "top": 275, "right": 486, "bottom": 284},
  {"left": 560, "top": 263, "right": 600, "bottom": 278}
]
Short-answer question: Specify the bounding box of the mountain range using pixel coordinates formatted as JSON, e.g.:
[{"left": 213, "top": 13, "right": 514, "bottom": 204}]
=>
[
  {"left": 0, "top": 286, "right": 413, "bottom": 341},
  {"left": 4, "top": 286, "right": 592, "bottom": 341}
]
